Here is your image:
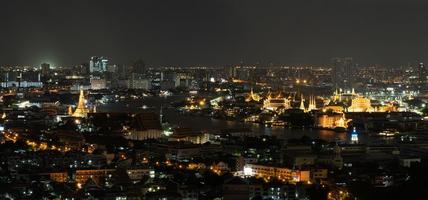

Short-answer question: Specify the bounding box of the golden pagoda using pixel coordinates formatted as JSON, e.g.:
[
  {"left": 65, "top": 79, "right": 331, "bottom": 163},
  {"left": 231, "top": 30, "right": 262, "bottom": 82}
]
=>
[
  {"left": 67, "top": 106, "right": 74, "bottom": 115},
  {"left": 71, "top": 90, "right": 89, "bottom": 118},
  {"left": 299, "top": 95, "right": 306, "bottom": 111},
  {"left": 308, "top": 95, "right": 317, "bottom": 111}
]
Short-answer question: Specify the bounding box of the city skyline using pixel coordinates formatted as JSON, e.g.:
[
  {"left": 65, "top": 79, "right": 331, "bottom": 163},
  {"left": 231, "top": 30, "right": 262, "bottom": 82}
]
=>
[
  {"left": 1, "top": 0, "right": 428, "bottom": 66},
  {"left": 1, "top": 1, "right": 428, "bottom": 199}
]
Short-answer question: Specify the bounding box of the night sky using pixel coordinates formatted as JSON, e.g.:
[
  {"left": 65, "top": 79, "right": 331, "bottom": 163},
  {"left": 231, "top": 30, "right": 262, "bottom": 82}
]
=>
[{"left": 1, "top": 0, "right": 428, "bottom": 67}]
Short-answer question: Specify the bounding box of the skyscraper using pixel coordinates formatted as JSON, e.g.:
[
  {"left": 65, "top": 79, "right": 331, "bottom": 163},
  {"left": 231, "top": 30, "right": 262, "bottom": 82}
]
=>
[
  {"left": 41, "top": 63, "right": 50, "bottom": 76},
  {"left": 331, "top": 57, "right": 354, "bottom": 90},
  {"left": 89, "top": 56, "right": 108, "bottom": 73}
]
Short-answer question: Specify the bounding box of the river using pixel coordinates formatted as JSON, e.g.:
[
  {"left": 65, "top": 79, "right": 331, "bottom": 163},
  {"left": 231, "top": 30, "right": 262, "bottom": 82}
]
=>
[{"left": 97, "top": 95, "right": 373, "bottom": 143}]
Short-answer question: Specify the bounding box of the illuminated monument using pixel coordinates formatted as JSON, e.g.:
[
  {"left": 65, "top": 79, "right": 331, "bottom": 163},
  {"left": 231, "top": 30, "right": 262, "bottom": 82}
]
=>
[
  {"left": 299, "top": 95, "right": 306, "bottom": 111},
  {"left": 328, "top": 89, "right": 393, "bottom": 113},
  {"left": 263, "top": 92, "right": 290, "bottom": 111},
  {"left": 316, "top": 113, "right": 351, "bottom": 130},
  {"left": 70, "top": 90, "right": 89, "bottom": 118},
  {"left": 335, "top": 113, "right": 351, "bottom": 129},
  {"left": 332, "top": 88, "right": 358, "bottom": 103},
  {"left": 347, "top": 96, "right": 374, "bottom": 112},
  {"left": 67, "top": 106, "right": 73, "bottom": 116},
  {"left": 307, "top": 95, "right": 317, "bottom": 111},
  {"left": 299, "top": 94, "right": 317, "bottom": 112}
]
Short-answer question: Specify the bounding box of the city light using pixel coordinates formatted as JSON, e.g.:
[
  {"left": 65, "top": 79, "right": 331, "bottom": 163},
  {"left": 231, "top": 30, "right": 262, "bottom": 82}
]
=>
[{"left": 0, "top": 1, "right": 426, "bottom": 199}]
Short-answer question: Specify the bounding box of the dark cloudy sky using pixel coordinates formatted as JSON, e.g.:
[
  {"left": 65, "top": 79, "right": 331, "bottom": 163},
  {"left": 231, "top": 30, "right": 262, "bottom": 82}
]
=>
[{"left": 0, "top": 0, "right": 427, "bottom": 67}]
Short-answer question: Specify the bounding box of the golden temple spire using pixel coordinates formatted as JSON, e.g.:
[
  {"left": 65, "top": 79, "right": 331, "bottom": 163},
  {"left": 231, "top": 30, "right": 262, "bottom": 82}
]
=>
[
  {"left": 300, "top": 95, "right": 306, "bottom": 111},
  {"left": 72, "top": 90, "right": 89, "bottom": 118},
  {"left": 68, "top": 106, "right": 74, "bottom": 116},
  {"left": 308, "top": 95, "right": 317, "bottom": 111}
]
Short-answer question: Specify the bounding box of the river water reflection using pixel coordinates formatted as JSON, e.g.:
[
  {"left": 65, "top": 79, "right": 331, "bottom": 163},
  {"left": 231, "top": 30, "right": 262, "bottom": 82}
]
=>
[{"left": 97, "top": 96, "right": 365, "bottom": 143}]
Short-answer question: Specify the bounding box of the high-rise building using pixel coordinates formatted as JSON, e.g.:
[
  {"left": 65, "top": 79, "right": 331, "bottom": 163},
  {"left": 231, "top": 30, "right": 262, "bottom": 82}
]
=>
[
  {"left": 73, "top": 63, "right": 90, "bottom": 75},
  {"left": 419, "top": 62, "right": 426, "bottom": 84},
  {"left": 231, "top": 65, "right": 257, "bottom": 81},
  {"left": 151, "top": 71, "right": 163, "bottom": 91},
  {"left": 107, "top": 64, "right": 118, "bottom": 73},
  {"left": 89, "top": 56, "right": 108, "bottom": 73},
  {"left": 132, "top": 59, "right": 146, "bottom": 74},
  {"left": 331, "top": 57, "right": 354, "bottom": 90},
  {"left": 1, "top": 69, "right": 42, "bottom": 88},
  {"left": 174, "top": 72, "right": 193, "bottom": 88},
  {"left": 90, "top": 77, "right": 107, "bottom": 90},
  {"left": 41, "top": 63, "right": 50, "bottom": 76},
  {"left": 127, "top": 73, "right": 150, "bottom": 90}
]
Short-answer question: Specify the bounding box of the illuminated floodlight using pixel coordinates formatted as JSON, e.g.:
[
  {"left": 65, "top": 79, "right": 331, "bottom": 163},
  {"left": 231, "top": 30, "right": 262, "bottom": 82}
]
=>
[{"left": 243, "top": 166, "right": 253, "bottom": 176}]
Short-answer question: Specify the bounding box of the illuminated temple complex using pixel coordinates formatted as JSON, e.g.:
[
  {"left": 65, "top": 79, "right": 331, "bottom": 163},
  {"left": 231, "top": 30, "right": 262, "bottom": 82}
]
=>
[
  {"left": 297, "top": 95, "right": 317, "bottom": 112},
  {"left": 263, "top": 92, "right": 290, "bottom": 111},
  {"left": 260, "top": 92, "right": 319, "bottom": 112},
  {"left": 307, "top": 95, "right": 317, "bottom": 111},
  {"left": 332, "top": 88, "right": 358, "bottom": 103},
  {"left": 329, "top": 89, "right": 396, "bottom": 113},
  {"left": 316, "top": 113, "right": 351, "bottom": 130},
  {"left": 347, "top": 96, "right": 374, "bottom": 112}
]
